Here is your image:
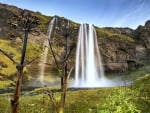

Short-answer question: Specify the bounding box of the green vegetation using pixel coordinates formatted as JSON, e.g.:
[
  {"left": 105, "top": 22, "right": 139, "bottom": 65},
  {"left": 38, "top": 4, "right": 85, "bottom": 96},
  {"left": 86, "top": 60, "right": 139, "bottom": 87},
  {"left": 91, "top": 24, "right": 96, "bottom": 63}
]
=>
[
  {"left": 0, "top": 80, "right": 14, "bottom": 88},
  {"left": 0, "top": 39, "right": 42, "bottom": 87},
  {"left": 106, "top": 64, "right": 150, "bottom": 81},
  {"left": 132, "top": 74, "right": 150, "bottom": 113},
  {"left": 126, "top": 64, "right": 150, "bottom": 79},
  {"left": 97, "top": 28, "right": 134, "bottom": 43},
  {"left": 0, "top": 39, "right": 20, "bottom": 62},
  {"left": 101, "top": 88, "right": 140, "bottom": 113},
  {"left": 0, "top": 74, "right": 149, "bottom": 113},
  {"left": 26, "top": 42, "right": 42, "bottom": 62},
  {"left": 0, "top": 39, "right": 19, "bottom": 80}
]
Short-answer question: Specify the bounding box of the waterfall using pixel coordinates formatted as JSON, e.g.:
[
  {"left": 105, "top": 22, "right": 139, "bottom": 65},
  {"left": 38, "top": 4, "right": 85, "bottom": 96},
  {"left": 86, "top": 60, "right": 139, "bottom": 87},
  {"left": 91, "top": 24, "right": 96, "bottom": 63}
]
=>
[
  {"left": 74, "top": 24, "right": 105, "bottom": 87},
  {"left": 39, "top": 17, "right": 56, "bottom": 85}
]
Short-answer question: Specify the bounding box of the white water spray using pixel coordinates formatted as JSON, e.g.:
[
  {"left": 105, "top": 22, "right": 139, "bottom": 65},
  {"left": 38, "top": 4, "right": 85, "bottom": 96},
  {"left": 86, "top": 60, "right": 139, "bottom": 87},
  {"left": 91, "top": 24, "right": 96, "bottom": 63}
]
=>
[
  {"left": 39, "top": 17, "right": 56, "bottom": 85},
  {"left": 74, "top": 24, "right": 105, "bottom": 87}
]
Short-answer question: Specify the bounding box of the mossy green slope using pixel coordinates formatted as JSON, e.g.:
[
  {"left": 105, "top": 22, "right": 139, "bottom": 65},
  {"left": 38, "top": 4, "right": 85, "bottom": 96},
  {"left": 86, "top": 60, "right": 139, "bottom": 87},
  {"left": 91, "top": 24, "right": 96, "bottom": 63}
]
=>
[{"left": 0, "top": 39, "right": 42, "bottom": 88}]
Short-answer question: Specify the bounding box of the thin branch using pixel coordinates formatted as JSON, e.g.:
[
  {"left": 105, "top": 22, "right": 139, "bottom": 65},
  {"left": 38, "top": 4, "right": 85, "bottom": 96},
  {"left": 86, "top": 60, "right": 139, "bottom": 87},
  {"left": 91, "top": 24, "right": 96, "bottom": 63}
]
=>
[
  {"left": 0, "top": 48, "right": 17, "bottom": 64},
  {"left": 67, "top": 67, "right": 74, "bottom": 79},
  {"left": 61, "top": 45, "right": 75, "bottom": 63},
  {"left": 45, "top": 88, "right": 59, "bottom": 113},
  {"left": 23, "top": 53, "right": 44, "bottom": 66},
  {"left": 48, "top": 38, "right": 59, "bottom": 69}
]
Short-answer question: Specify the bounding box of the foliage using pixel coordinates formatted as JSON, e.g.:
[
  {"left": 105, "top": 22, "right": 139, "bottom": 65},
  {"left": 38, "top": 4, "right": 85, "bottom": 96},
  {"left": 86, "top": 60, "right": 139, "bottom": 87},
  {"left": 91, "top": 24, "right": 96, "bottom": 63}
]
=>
[
  {"left": 101, "top": 88, "right": 140, "bottom": 113},
  {"left": 132, "top": 74, "right": 150, "bottom": 113},
  {"left": 100, "top": 74, "right": 150, "bottom": 113}
]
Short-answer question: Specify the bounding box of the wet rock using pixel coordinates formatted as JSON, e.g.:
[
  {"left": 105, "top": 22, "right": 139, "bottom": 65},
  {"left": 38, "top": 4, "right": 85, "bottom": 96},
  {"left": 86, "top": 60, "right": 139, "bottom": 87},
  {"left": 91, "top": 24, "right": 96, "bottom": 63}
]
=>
[{"left": 104, "top": 63, "right": 128, "bottom": 72}]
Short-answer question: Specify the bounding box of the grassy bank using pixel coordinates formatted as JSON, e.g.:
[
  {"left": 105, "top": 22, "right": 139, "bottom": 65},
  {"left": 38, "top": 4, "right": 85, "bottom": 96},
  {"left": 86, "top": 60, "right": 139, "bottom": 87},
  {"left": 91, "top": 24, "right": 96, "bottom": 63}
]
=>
[
  {"left": 0, "top": 39, "right": 42, "bottom": 88},
  {"left": 0, "top": 74, "right": 149, "bottom": 113}
]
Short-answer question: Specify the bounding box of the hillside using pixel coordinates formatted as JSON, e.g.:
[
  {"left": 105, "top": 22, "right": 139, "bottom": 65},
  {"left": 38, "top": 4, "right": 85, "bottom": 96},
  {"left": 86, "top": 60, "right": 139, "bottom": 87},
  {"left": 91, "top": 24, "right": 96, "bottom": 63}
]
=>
[{"left": 0, "top": 3, "right": 150, "bottom": 87}]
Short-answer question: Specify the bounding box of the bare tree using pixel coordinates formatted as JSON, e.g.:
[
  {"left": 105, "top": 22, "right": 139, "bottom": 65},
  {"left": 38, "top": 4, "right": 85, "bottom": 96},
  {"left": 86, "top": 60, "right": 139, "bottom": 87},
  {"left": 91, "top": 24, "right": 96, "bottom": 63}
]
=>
[
  {"left": 47, "top": 17, "right": 78, "bottom": 113},
  {"left": 8, "top": 10, "right": 40, "bottom": 113}
]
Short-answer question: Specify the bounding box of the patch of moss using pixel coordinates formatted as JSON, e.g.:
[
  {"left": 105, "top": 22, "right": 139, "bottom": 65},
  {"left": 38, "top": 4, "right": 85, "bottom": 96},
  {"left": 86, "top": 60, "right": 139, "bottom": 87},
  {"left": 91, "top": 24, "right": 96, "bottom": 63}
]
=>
[
  {"left": 26, "top": 42, "right": 42, "bottom": 62},
  {"left": 0, "top": 39, "right": 20, "bottom": 61},
  {"left": 0, "top": 39, "right": 19, "bottom": 77},
  {"left": 0, "top": 39, "right": 42, "bottom": 86},
  {"left": 97, "top": 28, "right": 135, "bottom": 43}
]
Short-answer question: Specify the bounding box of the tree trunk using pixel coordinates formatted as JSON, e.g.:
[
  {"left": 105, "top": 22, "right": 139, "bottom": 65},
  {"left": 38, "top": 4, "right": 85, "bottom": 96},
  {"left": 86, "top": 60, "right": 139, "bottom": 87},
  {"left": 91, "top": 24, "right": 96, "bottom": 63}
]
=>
[
  {"left": 11, "top": 30, "right": 28, "bottom": 113},
  {"left": 59, "top": 63, "right": 68, "bottom": 113},
  {"left": 11, "top": 65, "right": 23, "bottom": 113},
  {"left": 20, "top": 30, "right": 28, "bottom": 65}
]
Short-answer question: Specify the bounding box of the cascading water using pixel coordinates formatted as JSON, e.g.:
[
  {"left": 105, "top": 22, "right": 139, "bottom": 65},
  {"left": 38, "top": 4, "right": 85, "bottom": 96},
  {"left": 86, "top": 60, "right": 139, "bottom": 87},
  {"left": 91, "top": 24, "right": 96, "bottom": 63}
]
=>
[
  {"left": 74, "top": 24, "right": 105, "bottom": 87},
  {"left": 39, "top": 17, "right": 56, "bottom": 85}
]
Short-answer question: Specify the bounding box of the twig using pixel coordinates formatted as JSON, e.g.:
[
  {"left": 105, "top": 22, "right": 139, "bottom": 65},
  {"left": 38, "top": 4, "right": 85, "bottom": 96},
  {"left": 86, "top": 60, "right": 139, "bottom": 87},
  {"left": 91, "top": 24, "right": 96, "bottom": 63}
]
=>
[
  {"left": 48, "top": 38, "right": 59, "bottom": 69},
  {"left": 67, "top": 67, "right": 74, "bottom": 79},
  {"left": 23, "top": 53, "right": 44, "bottom": 66},
  {"left": 45, "top": 88, "right": 59, "bottom": 113},
  {"left": 61, "top": 46, "right": 74, "bottom": 63},
  {"left": 0, "top": 48, "right": 17, "bottom": 64}
]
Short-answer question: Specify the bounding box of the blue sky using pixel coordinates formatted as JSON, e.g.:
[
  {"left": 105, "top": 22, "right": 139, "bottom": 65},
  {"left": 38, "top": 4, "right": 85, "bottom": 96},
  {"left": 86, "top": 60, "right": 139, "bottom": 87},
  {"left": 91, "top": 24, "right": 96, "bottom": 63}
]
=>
[{"left": 0, "top": 0, "right": 150, "bottom": 29}]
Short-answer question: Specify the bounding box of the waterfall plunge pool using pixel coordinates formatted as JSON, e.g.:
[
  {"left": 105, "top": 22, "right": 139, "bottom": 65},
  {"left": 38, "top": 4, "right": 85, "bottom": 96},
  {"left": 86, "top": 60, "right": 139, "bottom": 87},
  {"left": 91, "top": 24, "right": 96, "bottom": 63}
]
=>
[{"left": 26, "top": 65, "right": 144, "bottom": 88}]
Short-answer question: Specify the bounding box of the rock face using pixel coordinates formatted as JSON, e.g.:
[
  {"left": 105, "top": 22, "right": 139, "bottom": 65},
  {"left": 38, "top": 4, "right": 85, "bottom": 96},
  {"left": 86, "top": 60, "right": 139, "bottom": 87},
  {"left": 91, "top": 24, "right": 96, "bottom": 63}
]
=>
[
  {"left": 0, "top": 6, "right": 14, "bottom": 39},
  {"left": 97, "top": 24, "right": 150, "bottom": 72},
  {"left": 0, "top": 3, "right": 149, "bottom": 73},
  {"left": 145, "top": 20, "right": 150, "bottom": 27},
  {"left": 133, "top": 21, "right": 150, "bottom": 63},
  {"left": 134, "top": 25, "right": 150, "bottom": 48}
]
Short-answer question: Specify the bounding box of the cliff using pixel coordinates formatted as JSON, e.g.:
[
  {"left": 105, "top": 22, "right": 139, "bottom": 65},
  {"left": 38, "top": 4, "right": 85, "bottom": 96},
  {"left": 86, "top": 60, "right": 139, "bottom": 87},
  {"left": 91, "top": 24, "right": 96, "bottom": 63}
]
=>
[{"left": 0, "top": 2, "right": 149, "bottom": 76}]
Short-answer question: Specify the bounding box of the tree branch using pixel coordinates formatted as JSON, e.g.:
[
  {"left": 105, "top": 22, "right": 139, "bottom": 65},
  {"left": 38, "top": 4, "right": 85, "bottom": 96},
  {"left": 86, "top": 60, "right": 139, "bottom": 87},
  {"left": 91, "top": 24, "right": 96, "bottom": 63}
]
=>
[
  {"left": 61, "top": 45, "right": 75, "bottom": 63},
  {"left": 67, "top": 67, "right": 74, "bottom": 79},
  {"left": 0, "top": 48, "right": 17, "bottom": 64},
  {"left": 45, "top": 87, "right": 59, "bottom": 113},
  {"left": 23, "top": 53, "right": 44, "bottom": 66},
  {"left": 48, "top": 38, "right": 59, "bottom": 69}
]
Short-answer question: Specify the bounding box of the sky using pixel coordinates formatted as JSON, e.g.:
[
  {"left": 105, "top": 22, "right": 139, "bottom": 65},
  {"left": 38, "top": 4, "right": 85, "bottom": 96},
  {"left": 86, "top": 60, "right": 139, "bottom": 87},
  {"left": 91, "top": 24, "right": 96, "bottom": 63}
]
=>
[{"left": 0, "top": 0, "right": 150, "bottom": 29}]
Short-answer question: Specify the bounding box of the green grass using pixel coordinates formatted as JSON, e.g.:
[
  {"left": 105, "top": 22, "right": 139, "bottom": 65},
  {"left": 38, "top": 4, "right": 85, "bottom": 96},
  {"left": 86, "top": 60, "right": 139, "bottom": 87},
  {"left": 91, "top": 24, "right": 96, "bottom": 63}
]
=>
[
  {"left": 0, "top": 88, "right": 117, "bottom": 113},
  {"left": 125, "top": 64, "right": 150, "bottom": 79},
  {"left": 0, "top": 72, "right": 149, "bottom": 113},
  {"left": 0, "top": 73, "right": 149, "bottom": 113},
  {"left": 0, "top": 76, "right": 149, "bottom": 113},
  {"left": 106, "top": 64, "right": 150, "bottom": 81},
  {"left": 132, "top": 74, "right": 150, "bottom": 113},
  {"left": 0, "top": 80, "right": 14, "bottom": 88},
  {"left": 0, "top": 97, "right": 11, "bottom": 113},
  {"left": 97, "top": 28, "right": 134, "bottom": 43}
]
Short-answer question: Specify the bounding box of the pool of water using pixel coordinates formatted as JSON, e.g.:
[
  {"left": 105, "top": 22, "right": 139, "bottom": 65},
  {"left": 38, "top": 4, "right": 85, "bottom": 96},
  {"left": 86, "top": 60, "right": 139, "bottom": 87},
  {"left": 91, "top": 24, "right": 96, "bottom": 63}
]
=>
[{"left": 26, "top": 65, "right": 146, "bottom": 88}]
